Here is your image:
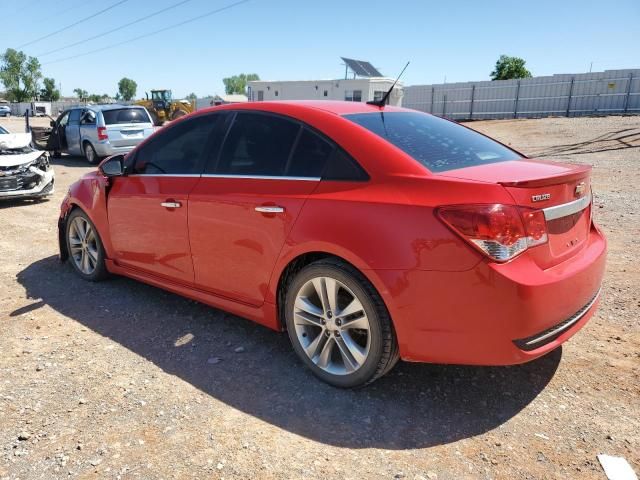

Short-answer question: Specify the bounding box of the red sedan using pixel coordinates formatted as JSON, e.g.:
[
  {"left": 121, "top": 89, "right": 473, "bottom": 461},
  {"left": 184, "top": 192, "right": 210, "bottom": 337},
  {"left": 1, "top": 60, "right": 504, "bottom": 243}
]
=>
[{"left": 58, "top": 101, "right": 606, "bottom": 387}]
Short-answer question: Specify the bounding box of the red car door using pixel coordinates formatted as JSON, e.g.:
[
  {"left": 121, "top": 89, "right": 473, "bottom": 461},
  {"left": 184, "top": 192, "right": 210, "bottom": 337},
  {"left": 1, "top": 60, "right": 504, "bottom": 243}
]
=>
[
  {"left": 107, "top": 114, "right": 221, "bottom": 284},
  {"left": 188, "top": 112, "right": 334, "bottom": 307}
]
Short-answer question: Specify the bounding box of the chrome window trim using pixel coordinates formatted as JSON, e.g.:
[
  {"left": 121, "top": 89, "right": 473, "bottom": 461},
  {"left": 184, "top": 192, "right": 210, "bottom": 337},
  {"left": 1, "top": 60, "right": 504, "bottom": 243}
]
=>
[
  {"left": 125, "top": 174, "right": 321, "bottom": 181},
  {"left": 201, "top": 174, "right": 321, "bottom": 181},
  {"left": 523, "top": 287, "right": 601, "bottom": 346},
  {"left": 542, "top": 193, "right": 591, "bottom": 221},
  {"left": 128, "top": 174, "right": 202, "bottom": 178}
]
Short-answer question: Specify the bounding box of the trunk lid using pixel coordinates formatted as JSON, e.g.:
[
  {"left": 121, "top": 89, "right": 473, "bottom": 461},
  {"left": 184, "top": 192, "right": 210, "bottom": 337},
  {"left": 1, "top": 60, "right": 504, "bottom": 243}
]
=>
[{"left": 439, "top": 159, "right": 592, "bottom": 268}]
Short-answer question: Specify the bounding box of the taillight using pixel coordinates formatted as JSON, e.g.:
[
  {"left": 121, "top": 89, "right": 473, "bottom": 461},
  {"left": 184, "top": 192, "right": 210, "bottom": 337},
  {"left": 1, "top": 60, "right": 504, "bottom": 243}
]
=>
[
  {"left": 437, "top": 204, "right": 548, "bottom": 262},
  {"left": 97, "top": 126, "right": 108, "bottom": 140}
]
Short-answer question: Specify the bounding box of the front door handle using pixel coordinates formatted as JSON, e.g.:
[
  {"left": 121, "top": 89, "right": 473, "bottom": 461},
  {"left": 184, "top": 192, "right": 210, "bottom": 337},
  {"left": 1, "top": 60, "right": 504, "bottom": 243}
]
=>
[
  {"left": 161, "top": 201, "right": 182, "bottom": 208},
  {"left": 255, "top": 206, "right": 284, "bottom": 214}
]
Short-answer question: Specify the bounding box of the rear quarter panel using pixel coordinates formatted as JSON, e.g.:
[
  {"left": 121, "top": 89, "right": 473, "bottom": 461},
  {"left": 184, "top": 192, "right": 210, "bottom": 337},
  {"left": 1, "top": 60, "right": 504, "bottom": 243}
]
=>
[{"left": 266, "top": 176, "right": 514, "bottom": 306}]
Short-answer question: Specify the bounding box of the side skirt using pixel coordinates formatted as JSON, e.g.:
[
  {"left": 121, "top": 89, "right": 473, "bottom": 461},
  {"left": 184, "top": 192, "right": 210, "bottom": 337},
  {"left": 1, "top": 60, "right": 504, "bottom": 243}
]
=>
[{"left": 105, "top": 259, "right": 281, "bottom": 331}]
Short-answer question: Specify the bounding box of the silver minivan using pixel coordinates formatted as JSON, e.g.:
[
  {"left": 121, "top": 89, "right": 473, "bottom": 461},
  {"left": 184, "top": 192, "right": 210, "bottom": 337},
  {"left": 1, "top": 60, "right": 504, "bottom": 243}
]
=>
[{"left": 48, "top": 105, "right": 155, "bottom": 164}]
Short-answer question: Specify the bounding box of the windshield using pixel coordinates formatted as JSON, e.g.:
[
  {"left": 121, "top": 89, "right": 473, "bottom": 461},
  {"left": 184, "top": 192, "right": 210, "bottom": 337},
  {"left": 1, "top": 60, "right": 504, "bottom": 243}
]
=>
[
  {"left": 102, "top": 108, "right": 151, "bottom": 125},
  {"left": 152, "top": 90, "right": 171, "bottom": 101},
  {"left": 344, "top": 111, "right": 521, "bottom": 172},
  {"left": 0, "top": 125, "right": 8, "bottom": 134}
]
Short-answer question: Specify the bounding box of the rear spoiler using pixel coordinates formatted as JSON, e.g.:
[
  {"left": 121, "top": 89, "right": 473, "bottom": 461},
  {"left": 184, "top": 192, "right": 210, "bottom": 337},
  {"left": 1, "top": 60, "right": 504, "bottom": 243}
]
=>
[{"left": 498, "top": 164, "right": 591, "bottom": 187}]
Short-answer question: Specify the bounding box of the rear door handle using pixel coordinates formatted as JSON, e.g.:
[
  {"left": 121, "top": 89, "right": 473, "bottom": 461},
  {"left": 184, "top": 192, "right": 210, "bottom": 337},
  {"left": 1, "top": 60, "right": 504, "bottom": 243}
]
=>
[
  {"left": 255, "top": 206, "right": 284, "bottom": 214},
  {"left": 161, "top": 201, "right": 182, "bottom": 208}
]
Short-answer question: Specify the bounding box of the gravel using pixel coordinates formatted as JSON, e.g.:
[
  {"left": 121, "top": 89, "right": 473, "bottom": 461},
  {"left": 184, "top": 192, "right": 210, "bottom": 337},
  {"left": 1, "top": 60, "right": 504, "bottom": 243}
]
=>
[{"left": 0, "top": 115, "right": 638, "bottom": 479}]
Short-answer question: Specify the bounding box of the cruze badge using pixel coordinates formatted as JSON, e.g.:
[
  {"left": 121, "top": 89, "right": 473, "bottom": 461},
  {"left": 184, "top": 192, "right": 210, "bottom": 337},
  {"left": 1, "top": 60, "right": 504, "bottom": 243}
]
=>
[
  {"left": 575, "top": 182, "right": 586, "bottom": 196},
  {"left": 531, "top": 193, "right": 551, "bottom": 202}
]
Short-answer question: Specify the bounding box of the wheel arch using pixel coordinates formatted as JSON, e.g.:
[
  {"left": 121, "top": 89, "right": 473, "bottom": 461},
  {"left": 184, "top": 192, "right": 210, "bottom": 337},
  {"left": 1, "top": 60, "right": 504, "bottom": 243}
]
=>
[{"left": 272, "top": 250, "right": 396, "bottom": 333}]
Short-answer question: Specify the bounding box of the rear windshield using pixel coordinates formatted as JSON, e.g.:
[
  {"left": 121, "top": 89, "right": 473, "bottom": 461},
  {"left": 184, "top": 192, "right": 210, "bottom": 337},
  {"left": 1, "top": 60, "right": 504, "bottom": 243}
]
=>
[
  {"left": 344, "top": 111, "right": 521, "bottom": 172},
  {"left": 102, "top": 108, "right": 151, "bottom": 125}
]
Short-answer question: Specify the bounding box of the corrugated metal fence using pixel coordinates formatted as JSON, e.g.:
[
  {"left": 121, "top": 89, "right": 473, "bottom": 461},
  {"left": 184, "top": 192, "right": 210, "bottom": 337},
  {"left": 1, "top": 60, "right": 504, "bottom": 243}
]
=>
[{"left": 403, "top": 69, "right": 640, "bottom": 120}]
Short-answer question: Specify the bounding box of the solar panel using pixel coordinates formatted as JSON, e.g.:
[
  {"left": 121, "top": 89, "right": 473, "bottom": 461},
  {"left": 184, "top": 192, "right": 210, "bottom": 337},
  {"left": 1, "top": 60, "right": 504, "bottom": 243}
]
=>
[{"left": 341, "top": 57, "right": 383, "bottom": 77}]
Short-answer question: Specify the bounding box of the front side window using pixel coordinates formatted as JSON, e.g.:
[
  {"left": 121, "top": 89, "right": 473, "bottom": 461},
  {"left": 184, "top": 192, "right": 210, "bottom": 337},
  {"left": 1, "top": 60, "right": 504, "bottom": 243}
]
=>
[
  {"left": 103, "top": 108, "right": 151, "bottom": 125},
  {"left": 344, "top": 111, "right": 521, "bottom": 173},
  {"left": 68, "top": 109, "right": 82, "bottom": 125},
  {"left": 345, "top": 90, "right": 362, "bottom": 102},
  {"left": 131, "top": 114, "right": 222, "bottom": 175},
  {"left": 58, "top": 111, "right": 70, "bottom": 127},
  {"left": 216, "top": 113, "right": 300, "bottom": 176}
]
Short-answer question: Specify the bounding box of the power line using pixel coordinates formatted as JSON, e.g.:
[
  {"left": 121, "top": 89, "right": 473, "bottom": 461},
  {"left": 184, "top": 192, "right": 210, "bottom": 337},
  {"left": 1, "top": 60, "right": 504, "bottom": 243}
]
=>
[
  {"left": 43, "top": 0, "right": 251, "bottom": 65},
  {"left": 17, "top": 0, "right": 129, "bottom": 49},
  {"left": 37, "top": 0, "right": 197, "bottom": 57}
]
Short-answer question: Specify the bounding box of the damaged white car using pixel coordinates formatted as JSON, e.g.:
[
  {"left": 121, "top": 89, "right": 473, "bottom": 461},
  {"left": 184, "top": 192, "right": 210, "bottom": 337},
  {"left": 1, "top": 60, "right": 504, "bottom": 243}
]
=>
[{"left": 0, "top": 125, "right": 54, "bottom": 200}]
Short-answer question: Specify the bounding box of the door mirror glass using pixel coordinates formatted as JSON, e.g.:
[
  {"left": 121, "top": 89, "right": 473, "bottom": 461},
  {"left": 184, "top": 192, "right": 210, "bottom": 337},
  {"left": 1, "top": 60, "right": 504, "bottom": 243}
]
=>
[{"left": 99, "top": 154, "right": 125, "bottom": 177}]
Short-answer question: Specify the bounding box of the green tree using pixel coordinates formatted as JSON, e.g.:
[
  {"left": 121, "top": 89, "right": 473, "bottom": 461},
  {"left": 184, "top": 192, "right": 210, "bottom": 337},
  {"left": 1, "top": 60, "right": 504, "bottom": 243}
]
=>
[
  {"left": 88, "top": 93, "right": 102, "bottom": 103},
  {"left": 490, "top": 55, "right": 532, "bottom": 81},
  {"left": 73, "top": 88, "right": 88, "bottom": 101},
  {"left": 186, "top": 92, "right": 197, "bottom": 101},
  {"left": 0, "top": 48, "right": 43, "bottom": 102},
  {"left": 222, "top": 73, "right": 259, "bottom": 95},
  {"left": 40, "top": 77, "right": 60, "bottom": 101},
  {"left": 118, "top": 77, "right": 137, "bottom": 101}
]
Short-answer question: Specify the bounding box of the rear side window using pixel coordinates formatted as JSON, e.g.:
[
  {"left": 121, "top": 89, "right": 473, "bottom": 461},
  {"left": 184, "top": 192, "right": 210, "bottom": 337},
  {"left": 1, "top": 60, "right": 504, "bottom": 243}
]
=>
[
  {"left": 287, "top": 128, "right": 334, "bottom": 178},
  {"left": 344, "top": 111, "right": 521, "bottom": 172},
  {"left": 103, "top": 108, "right": 151, "bottom": 125},
  {"left": 131, "top": 114, "right": 221, "bottom": 175},
  {"left": 323, "top": 149, "right": 369, "bottom": 181},
  {"left": 216, "top": 112, "right": 300, "bottom": 176}
]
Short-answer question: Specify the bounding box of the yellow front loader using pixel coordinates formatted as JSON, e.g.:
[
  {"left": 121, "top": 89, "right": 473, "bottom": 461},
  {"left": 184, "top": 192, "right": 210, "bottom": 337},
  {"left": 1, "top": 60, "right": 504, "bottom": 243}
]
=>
[{"left": 135, "top": 89, "right": 195, "bottom": 126}]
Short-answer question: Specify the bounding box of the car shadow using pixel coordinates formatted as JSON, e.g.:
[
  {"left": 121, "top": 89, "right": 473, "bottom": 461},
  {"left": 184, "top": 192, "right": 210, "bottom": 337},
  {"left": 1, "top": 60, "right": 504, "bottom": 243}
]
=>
[
  {"left": 50, "top": 154, "right": 92, "bottom": 167},
  {"left": 16, "top": 256, "right": 561, "bottom": 449}
]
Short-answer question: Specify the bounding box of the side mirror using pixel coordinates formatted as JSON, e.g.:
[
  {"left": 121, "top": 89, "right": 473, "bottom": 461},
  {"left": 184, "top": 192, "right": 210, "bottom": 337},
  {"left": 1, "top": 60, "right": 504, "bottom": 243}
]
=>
[
  {"left": 99, "top": 154, "right": 125, "bottom": 177},
  {"left": 50, "top": 120, "right": 55, "bottom": 127}
]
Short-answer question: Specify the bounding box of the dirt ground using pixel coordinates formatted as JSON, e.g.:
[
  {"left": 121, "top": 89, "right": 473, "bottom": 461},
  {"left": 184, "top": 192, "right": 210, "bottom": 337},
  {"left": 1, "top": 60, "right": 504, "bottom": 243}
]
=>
[{"left": 0, "top": 114, "right": 638, "bottom": 480}]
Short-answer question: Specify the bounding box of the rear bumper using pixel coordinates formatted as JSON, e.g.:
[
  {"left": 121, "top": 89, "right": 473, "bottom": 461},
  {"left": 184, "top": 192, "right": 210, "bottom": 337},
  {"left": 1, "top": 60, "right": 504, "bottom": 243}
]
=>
[
  {"left": 93, "top": 143, "right": 136, "bottom": 157},
  {"left": 375, "top": 222, "right": 607, "bottom": 365}
]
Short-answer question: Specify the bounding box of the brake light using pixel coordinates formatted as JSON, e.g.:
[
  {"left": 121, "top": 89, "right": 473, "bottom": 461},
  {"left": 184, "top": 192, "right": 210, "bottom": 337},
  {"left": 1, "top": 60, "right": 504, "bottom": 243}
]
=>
[
  {"left": 97, "top": 126, "right": 108, "bottom": 140},
  {"left": 437, "top": 204, "right": 548, "bottom": 262}
]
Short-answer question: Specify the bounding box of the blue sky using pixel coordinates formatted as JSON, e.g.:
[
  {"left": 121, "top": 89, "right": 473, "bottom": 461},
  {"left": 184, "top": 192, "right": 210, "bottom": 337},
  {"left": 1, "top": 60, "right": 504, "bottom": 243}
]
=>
[{"left": 2, "top": 0, "right": 639, "bottom": 98}]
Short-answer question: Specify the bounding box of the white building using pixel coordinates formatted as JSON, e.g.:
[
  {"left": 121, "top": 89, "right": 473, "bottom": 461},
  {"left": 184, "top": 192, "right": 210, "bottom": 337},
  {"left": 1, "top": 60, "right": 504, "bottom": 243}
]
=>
[{"left": 247, "top": 78, "right": 403, "bottom": 106}]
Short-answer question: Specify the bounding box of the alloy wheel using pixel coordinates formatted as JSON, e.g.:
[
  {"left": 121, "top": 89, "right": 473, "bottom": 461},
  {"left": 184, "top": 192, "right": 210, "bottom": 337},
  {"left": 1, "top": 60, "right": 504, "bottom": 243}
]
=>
[
  {"left": 68, "top": 216, "right": 99, "bottom": 275},
  {"left": 293, "top": 276, "right": 371, "bottom": 375}
]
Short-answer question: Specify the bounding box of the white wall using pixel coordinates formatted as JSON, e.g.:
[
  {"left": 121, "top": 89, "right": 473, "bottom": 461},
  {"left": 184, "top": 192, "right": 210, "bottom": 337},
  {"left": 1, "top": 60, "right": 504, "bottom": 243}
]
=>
[
  {"left": 403, "top": 69, "right": 640, "bottom": 119},
  {"left": 248, "top": 78, "right": 403, "bottom": 106}
]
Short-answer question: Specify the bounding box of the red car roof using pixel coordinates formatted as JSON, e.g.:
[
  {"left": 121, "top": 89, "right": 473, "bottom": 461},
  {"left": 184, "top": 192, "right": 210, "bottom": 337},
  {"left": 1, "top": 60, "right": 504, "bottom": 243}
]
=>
[{"left": 197, "top": 100, "right": 409, "bottom": 116}]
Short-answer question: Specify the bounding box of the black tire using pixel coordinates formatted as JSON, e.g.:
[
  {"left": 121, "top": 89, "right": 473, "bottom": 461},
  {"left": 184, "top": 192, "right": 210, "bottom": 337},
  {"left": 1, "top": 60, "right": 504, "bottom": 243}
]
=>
[
  {"left": 65, "top": 209, "right": 110, "bottom": 281},
  {"left": 83, "top": 142, "right": 100, "bottom": 165},
  {"left": 171, "top": 109, "right": 188, "bottom": 121},
  {"left": 284, "top": 258, "right": 399, "bottom": 388}
]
